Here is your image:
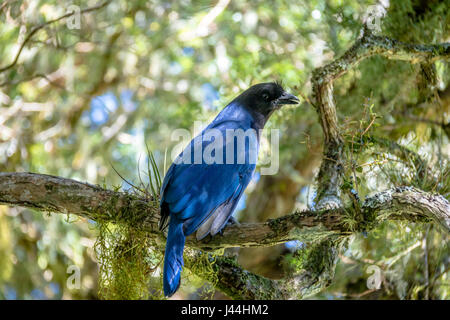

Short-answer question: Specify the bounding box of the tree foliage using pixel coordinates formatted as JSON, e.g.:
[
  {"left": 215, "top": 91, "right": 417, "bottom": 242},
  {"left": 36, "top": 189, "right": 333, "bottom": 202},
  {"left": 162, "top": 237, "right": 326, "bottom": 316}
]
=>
[{"left": 0, "top": 0, "right": 448, "bottom": 299}]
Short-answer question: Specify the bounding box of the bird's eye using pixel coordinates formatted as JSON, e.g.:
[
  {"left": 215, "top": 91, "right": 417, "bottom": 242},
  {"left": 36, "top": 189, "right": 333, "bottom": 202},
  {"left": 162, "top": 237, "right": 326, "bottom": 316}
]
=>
[{"left": 262, "top": 92, "right": 270, "bottom": 101}]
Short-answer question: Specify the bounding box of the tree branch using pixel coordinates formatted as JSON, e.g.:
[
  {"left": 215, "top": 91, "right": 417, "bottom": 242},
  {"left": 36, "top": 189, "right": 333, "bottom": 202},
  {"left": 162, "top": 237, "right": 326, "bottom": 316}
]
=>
[
  {"left": 358, "top": 135, "right": 434, "bottom": 181},
  {"left": 186, "top": 237, "right": 347, "bottom": 299},
  {"left": 311, "top": 28, "right": 449, "bottom": 210},
  {"left": 0, "top": 0, "right": 111, "bottom": 73},
  {"left": 1, "top": 172, "right": 448, "bottom": 249},
  {"left": 303, "top": 27, "right": 450, "bottom": 300}
]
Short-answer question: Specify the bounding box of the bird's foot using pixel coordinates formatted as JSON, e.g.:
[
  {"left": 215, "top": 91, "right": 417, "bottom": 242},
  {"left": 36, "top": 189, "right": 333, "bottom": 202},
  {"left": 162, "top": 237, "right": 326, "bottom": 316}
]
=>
[
  {"left": 226, "top": 216, "right": 240, "bottom": 226},
  {"left": 218, "top": 217, "right": 240, "bottom": 236}
]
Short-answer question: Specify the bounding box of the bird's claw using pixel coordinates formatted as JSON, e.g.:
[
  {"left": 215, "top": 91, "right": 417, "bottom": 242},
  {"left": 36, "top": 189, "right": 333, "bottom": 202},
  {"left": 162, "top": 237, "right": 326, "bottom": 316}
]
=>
[
  {"left": 226, "top": 216, "right": 240, "bottom": 226},
  {"left": 218, "top": 217, "right": 240, "bottom": 236}
]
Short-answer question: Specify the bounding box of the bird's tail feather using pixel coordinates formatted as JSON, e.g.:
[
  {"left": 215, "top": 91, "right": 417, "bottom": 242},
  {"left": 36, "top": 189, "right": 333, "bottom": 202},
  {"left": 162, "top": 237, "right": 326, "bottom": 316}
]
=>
[{"left": 163, "top": 217, "right": 185, "bottom": 297}]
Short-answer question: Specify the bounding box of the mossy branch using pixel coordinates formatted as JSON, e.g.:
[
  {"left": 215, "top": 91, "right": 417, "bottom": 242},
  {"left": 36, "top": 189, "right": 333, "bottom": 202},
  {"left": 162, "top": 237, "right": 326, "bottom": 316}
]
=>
[
  {"left": 306, "top": 27, "right": 449, "bottom": 300},
  {"left": 311, "top": 27, "right": 449, "bottom": 210},
  {"left": 1, "top": 172, "right": 449, "bottom": 299},
  {"left": 0, "top": 172, "right": 448, "bottom": 245}
]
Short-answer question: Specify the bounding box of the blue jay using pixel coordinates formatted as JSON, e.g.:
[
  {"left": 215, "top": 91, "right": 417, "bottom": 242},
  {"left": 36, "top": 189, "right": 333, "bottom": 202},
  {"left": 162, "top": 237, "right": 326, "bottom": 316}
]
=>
[{"left": 159, "top": 82, "right": 299, "bottom": 297}]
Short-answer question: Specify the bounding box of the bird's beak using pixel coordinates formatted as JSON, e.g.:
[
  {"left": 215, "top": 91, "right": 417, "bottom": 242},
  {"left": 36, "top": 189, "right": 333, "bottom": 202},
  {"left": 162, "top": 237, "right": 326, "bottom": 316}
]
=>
[{"left": 275, "top": 91, "right": 300, "bottom": 106}]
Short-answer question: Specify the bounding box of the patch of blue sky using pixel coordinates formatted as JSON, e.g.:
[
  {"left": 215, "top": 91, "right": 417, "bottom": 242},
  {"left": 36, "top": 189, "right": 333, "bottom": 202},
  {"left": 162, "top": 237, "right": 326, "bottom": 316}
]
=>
[
  {"left": 84, "top": 89, "right": 139, "bottom": 130},
  {"left": 235, "top": 193, "right": 247, "bottom": 212},
  {"left": 182, "top": 47, "right": 194, "bottom": 56},
  {"left": 201, "top": 83, "right": 220, "bottom": 110},
  {"left": 168, "top": 62, "right": 183, "bottom": 75},
  {"left": 90, "top": 105, "right": 108, "bottom": 126},
  {"left": 49, "top": 282, "right": 60, "bottom": 296},
  {"left": 120, "top": 89, "right": 137, "bottom": 112},
  {"left": 3, "top": 286, "right": 17, "bottom": 300},
  {"left": 31, "top": 288, "right": 46, "bottom": 300},
  {"left": 252, "top": 171, "right": 261, "bottom": 183},
  {"left": 285, "top": 240, "right": 305, "bottom": 251},
  {"left": 126, "top": 127, "right": 139, "bottom": 136},
  {"left": 87, "top": 91, "right": 119, "bottom": 127},
  {"left": 300, "top": 185, "right": 316, "bottom": 209},
  {"left": 120, "top": 180, "right": 136, "bottom": 192}
]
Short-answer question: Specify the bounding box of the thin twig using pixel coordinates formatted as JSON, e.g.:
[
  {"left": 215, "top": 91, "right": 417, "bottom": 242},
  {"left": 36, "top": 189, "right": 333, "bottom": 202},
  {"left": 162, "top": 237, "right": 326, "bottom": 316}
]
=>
[{"left": 0, "top": 0, "right": 111, "bottom": 73}]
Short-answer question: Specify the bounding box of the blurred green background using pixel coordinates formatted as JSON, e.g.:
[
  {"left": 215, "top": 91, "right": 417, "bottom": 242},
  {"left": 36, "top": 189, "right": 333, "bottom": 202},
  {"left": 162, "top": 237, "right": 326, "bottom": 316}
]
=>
[{"left": 0, "top": 0, "right": 448, "bottom": 299}]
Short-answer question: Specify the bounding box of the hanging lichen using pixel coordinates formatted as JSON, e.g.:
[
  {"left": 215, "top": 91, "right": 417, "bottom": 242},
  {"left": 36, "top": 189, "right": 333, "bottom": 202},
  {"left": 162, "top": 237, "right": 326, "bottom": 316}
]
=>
[
  {"left": 0, "top": 207, "right": 13, "bottom": 285},
  {"left": 184, "top": 248, "right": 225, "bottom": 299},
  {"left": 94, "top": 220, "right": 164, "bottom": 300},
  {"left": 92, "top": 148, "right": 165, "bottom": 300}
]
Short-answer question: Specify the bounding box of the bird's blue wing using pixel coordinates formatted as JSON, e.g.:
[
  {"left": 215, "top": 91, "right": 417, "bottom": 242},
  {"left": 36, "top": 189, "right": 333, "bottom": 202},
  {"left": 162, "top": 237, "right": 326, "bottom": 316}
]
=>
[{"left": 160, "top": 120, "right": 257, "bottom": 237}]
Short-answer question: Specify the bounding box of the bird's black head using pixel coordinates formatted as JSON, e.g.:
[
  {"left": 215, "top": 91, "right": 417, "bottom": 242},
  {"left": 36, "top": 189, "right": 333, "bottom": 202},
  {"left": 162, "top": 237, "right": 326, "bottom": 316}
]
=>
[{"left": 233, "top": 82, "right": 299, "bottom": 124}]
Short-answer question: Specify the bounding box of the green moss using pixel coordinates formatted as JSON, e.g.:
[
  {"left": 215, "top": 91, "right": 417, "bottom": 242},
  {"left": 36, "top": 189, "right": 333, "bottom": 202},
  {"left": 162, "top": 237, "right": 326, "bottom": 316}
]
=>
[
  {"left": 92, "top": 150, "right": 165, "bottom": 300},
  {"left": 267, "top": 216, "right": 288, "bottom": 235},
  {"left": 0, "top": 208, "right": 13, "bottom": 284},
  {"left": 94, "top": 221, "right": 164, "bottom": 300},
  {"left": 185, "top": 249, "right": 224, "bottom": 299},
  {"left": 289, "top": 238, "right": 341, "bottom": 275},
  {"left": 340, "top": 207, "right": 360, "bottom": 232}
]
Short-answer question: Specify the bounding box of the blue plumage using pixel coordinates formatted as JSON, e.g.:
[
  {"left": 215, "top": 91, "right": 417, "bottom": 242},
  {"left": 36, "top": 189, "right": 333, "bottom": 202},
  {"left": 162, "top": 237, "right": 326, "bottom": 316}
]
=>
[{"left": 159, "top": 82, "right": 299, "bottom": 297}]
